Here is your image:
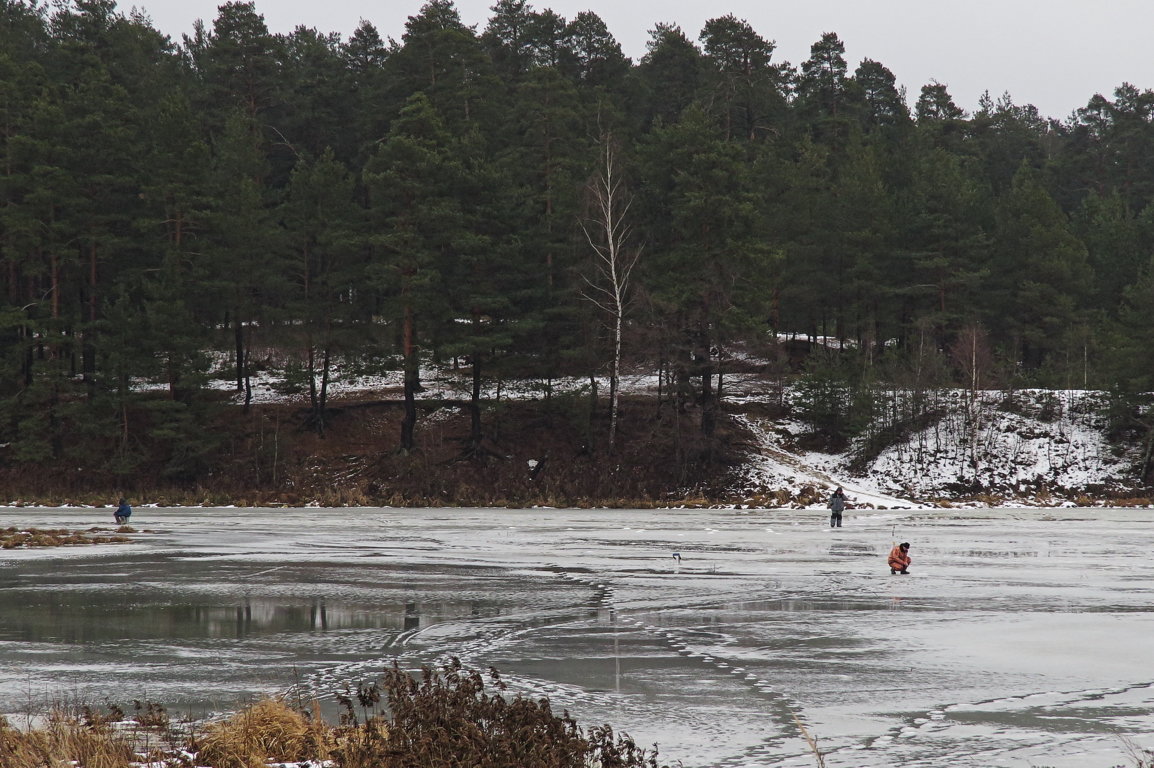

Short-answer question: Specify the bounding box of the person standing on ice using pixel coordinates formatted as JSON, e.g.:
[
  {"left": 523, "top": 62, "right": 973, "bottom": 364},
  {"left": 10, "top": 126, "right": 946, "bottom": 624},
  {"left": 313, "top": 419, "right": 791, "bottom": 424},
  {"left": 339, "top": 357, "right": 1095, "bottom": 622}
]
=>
[
  {"left": 827, "top": 487, "right": 847, "bottom": 527},
  {"left": 889, "top": 542, "right": 911, "bottom": 574}
]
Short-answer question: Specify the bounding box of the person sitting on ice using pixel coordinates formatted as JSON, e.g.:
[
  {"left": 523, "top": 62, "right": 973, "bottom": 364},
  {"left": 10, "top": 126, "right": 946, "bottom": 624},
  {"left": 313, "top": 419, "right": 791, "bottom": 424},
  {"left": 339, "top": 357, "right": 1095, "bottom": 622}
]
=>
[{"left": 888, "top": 542, "right": 911, "bottom": 575}]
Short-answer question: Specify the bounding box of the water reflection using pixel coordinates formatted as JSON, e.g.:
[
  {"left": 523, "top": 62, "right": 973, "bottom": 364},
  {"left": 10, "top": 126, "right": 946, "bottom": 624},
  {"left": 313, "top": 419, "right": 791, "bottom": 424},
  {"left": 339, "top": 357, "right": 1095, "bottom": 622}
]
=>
[{"left": 0, "top": 592, "right": 459, "bottom": 643}]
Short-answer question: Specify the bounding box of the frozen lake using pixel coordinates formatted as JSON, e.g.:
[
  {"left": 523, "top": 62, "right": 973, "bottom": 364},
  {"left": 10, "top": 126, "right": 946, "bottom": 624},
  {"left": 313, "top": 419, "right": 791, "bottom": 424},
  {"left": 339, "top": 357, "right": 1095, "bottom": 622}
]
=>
[{"left": 0, "top": 505, "right": 1151, "bottom": 767}]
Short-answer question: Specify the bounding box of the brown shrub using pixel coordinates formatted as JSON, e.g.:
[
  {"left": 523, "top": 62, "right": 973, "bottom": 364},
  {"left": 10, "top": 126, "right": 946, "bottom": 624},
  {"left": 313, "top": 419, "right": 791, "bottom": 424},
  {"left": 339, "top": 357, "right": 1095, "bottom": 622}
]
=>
[
  {"left": 192, "top": 697, "right": 330, "bottom": 768},
  {"left": 329, "top": 658, "right": 665, "bottom": 768}
]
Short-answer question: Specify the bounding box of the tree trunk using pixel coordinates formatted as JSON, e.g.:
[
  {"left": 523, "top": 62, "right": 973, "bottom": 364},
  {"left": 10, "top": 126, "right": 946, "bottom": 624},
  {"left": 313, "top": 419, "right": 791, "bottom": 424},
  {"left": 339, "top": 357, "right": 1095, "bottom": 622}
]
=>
[
  {"left": 234, "top": 313, "right": 245, "bottom": 392},
  {"left": 400, "top": 302, "right": 417, "bottom": 453},
  {"left": 307, "top": 339, "right": 318, "bottom": 411},
  {"left": 696, "top": 317, "right": 716, "bottom": 438},
  {"left": 82, "top": 239, "right": 98, "bottom": 399},
  {"left": 581, "top": 135, "right": 639, "bottom": 451},
  {"left": 319, "top": 335, "right": 331, "bottom": 417},
  {"left": 469, "top": 355, "right": 483, "bottom": 454},
  {"left": 609, "top": 306, "right": 622, "bottom": 448},
  {"left": 700, "top": 353, "right": 716, "bottom": 437},
  {"left": 49, "top": 248, "right": 60, "bottom": 324}
]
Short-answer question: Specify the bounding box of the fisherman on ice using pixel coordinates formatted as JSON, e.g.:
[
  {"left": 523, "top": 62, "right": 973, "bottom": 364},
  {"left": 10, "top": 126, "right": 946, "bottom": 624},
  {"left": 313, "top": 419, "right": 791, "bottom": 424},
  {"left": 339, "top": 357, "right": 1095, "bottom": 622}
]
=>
[
  {"left": 889, "top": 542, "right": 911, "bottom": 574},
  {"left": 114, "top": 497, "right": 132, "bottom": 525}
]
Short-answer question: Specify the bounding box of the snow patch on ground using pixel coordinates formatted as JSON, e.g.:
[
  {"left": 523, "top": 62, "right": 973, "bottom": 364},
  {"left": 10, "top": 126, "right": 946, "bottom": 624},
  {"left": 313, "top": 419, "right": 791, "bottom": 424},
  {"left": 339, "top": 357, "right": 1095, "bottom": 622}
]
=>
[
  {"left": 730, "top": 413, "right": 926, "bottom": 510},
  {"left": 159, "top": 362, "right": 1143, "bottom": 507},
  {"left": 859, "top": 389, "right": 1128, "bottom": 496},
  {"left": 731, "top": 389, "right": 1138, "bottom": 507}
]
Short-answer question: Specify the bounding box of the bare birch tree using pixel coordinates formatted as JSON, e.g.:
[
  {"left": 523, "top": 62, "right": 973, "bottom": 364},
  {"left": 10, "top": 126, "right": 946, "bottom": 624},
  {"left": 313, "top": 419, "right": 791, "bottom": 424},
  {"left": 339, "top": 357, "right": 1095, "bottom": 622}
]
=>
[
  {"left": 581, "top": 135, "right": 640, "bottom": 449},
  {"left": 951, "top": 323, "right": 993, "bottom": 485}
]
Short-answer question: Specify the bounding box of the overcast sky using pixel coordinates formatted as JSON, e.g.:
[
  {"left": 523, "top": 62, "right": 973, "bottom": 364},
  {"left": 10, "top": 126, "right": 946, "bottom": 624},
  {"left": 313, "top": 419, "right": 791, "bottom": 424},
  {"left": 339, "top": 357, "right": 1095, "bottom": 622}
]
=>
[{"left": 128, "top": 0, "right": 1152, "bottom": 120}]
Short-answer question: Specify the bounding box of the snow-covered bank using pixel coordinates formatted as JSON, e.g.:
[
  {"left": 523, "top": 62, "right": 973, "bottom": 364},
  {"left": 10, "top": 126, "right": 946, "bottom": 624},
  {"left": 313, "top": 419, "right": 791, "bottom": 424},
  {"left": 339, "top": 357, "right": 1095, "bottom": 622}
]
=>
[
  {"left": 728, "top": 388, "right": 1145, "bottom": 508},
  {"left": 176, "top": 361, "right": 1150, "bottom": 508}
]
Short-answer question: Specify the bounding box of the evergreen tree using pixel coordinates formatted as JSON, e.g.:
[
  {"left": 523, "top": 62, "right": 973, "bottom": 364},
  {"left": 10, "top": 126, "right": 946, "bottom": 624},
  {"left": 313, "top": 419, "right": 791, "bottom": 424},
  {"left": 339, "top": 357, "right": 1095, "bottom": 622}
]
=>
[
  {"left": 1104, "top": 256, "right": 1154, "bottom": 480},
  {"left": 795, "top": 32, "right": 851, "bottom": 138},
  {"left": 385, "top": 0, "right": 500, "bottom": 136},
  {"left": 494, "top": 49, "right": 590, "bottom": 391},
  {"left": 202, "top": 110, "right": 288, "bottom": 405},
  {"left": 184, "top": 1, "right": 282, "bottom": 124},
  {"left": 1059, "top": 84, "right": 1154, "bottom": 213},
  {"left": 279, "top": 26, "right": 357, "bottom": 163},
  {"left": 916, "top": 81, "right": 965, "bottom": 122},
  {"left": 0, "top": 0, "right": 50, "bottom": 401},
  {"left": 438, "top": 131, "right": 526, "bottom": 456},
  {"left": 483, "top": 0, "right": 541, "bottom": 82},
  {"left": 364, "top": 94, "right": 460, "bottom": 452},
  {"left": 830, "top": 137, "right": 900, "bottom": 354},
  {"left": 850, "top": 58, "right": 910, "bottom": 132},
  {"left": 988, "top": 163, "right": 1093, "bottom": 370},
  {"left": 892, "top": 147, "right": 992, "bottom": 350},
  {"left": 3, "top": 0, "right": 1154, "bottom": 489},
  {"left": 283, "top": 148, "right": 363, "bottom": 431},
  {"left": 774, "top": 135, "right": 842, "bottom": 340},
  {"left": 914, "top": 81, "right": 968, "bottom": 158},
  {"left": 639, "top": 106, "right": 776, "bottom": 438},
  {"left": 136, "top": 88, "right": 215, "bottom": 402},
  {"left": 633, "top": 23, "right": 704, "bottom": 130},
  {"left": 967, "top": 91, "right": 1052, "bottom": 195},
  {"left": 560, "top": 10, "right": 629, "bottom": 89},
  {"left": 698, "top": 14, "right": 786, "bottom": 141},
  {"left": 522, "top": 8, "right": 567, "bottom": 68},
  {"left": 1071, "top": 190, "right": 1147, "bottom": 317},
  {"left": 342, "top": 20, "right": 391, "bottom": 163}
]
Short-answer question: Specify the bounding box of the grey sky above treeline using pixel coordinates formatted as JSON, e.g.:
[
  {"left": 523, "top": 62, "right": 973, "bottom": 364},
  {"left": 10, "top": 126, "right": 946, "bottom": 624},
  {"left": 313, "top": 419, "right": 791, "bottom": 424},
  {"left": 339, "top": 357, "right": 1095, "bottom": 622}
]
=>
[{"left": 131, "top": 0, "right": 1153, "bottom": 120}]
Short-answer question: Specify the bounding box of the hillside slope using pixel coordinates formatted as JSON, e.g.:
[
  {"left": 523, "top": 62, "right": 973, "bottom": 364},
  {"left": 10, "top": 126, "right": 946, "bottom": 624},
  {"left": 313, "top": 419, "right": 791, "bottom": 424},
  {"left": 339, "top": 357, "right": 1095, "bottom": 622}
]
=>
[
  {"left": 726, "top": 389, "right": 1144, "bottom": 508},
  {"left": 6, "top": 368, "right": 1147, "bottom": 508}
]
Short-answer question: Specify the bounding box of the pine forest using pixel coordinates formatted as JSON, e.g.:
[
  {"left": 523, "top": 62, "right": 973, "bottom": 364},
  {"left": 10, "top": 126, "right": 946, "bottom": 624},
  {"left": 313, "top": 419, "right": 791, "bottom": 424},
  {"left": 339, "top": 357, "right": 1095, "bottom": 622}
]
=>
[{"left": 3, "top": 0, "right": 1154, "bottom": 504}]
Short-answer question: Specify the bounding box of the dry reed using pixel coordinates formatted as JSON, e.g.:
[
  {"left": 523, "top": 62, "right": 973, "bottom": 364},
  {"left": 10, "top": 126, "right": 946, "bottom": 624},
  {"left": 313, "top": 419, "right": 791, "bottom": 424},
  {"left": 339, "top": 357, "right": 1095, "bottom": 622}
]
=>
[
  {"left": 0, "top": 527, "right": 133, "bottom": 549},
  {"left": 0, "top": 708, "right": 136, "bottom": 768},
  {"left": 192, "top": 698, "right": 332, "bottom": 768}
]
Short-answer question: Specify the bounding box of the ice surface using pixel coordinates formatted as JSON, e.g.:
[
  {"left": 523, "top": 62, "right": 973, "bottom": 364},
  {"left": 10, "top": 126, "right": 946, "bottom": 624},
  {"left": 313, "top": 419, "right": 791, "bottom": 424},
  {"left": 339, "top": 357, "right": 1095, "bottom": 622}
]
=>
[{"left": 0, "top": 505, "right": 1151, "bottom": 767}]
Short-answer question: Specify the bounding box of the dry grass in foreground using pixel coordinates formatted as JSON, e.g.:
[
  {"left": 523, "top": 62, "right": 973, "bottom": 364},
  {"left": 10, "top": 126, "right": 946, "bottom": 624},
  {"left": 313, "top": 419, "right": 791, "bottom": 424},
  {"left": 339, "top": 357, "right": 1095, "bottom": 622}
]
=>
[
  {"left": 0, "top": 526, "right": 135, "bottom": 549},
  {"left": 5, "top": 660, "right": 1150, "bottom": 768},
  {"left": 0, "top": 659, "right": 667, "bottom": 768}
]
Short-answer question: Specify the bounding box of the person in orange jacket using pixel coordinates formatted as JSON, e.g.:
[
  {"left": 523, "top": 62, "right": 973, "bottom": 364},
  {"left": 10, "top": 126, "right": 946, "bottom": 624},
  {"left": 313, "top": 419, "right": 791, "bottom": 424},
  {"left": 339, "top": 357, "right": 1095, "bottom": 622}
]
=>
[{"left": 888, "top": 542, "right": 911, "bottom": 574}]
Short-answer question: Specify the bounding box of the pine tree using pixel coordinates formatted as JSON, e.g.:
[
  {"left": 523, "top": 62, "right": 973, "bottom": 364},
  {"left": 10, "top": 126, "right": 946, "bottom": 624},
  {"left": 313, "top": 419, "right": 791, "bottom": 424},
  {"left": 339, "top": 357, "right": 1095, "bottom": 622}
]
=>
[
  {"left": 364, "top": 94, "right": 460, "bottom": 452},
  {"left": 639, "top": 106, "right": 776, "bottom": 438},
  {"left": 988, "top": 163, "right": 1092, "bottom": 371},
  {"left": 795, "top": 32, "right": 851, "bottom": 140},
  {"left": 698, "top": 14, "right": 786, "bottom": 141},
  {"left": 283, "top": 148, "right": 363, "bottom": 432},
  {"left": 202, "top": 110, "right": 289, "bottom": 406},
  {"left": 634, "top": 24, "right": 704, "bottom": 130},
  {"left": 385, "top": 0, "right": 500, "bottom": 136}
]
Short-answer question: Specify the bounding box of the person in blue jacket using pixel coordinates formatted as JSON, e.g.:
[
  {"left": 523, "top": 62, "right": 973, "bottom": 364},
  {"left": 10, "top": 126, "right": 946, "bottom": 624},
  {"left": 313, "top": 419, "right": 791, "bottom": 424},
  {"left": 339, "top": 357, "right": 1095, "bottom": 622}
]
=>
[{"left": 114, "top": 498, "right": 133, "bottom": 525}]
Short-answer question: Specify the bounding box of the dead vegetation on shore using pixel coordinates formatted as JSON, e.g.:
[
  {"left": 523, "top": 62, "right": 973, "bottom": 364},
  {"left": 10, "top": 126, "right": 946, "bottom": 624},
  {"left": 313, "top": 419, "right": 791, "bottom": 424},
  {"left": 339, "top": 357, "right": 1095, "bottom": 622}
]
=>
[
  {"left": 0, "top": 659, "right": 667, "bottom": 768},
  {"left": 0, "top": 395, "right": 739, "bottom": 509},
  {"left": 0, "top": 526, "right": 136, "bottom": 549}
]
